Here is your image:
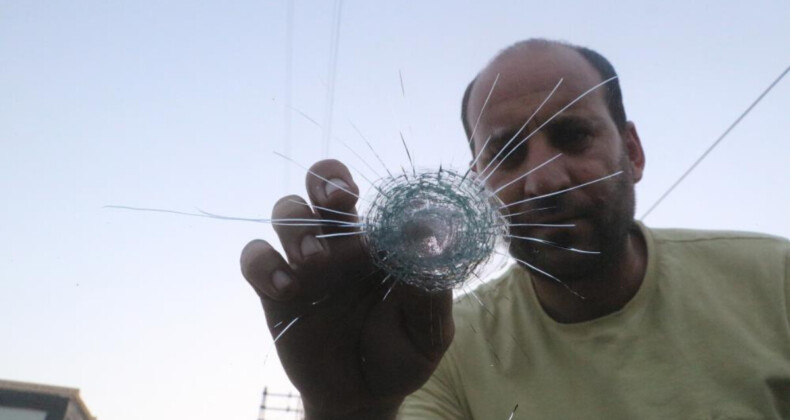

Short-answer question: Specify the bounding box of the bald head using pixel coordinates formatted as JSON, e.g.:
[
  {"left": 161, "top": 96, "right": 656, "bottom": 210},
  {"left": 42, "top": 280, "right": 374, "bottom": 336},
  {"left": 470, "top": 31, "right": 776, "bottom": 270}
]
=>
[{"left": 462, "top": 39, "right": 626, "bottom": 150}]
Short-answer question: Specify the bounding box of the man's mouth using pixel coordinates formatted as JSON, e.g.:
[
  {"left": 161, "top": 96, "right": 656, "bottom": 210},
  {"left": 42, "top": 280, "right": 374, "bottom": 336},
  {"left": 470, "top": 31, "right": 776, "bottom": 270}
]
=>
[
  {"left": 508, "top": 211, "right": 582, "bottom": 227},
  {"left": 506, "top": 213, "right": 586, "bottom": 247}
]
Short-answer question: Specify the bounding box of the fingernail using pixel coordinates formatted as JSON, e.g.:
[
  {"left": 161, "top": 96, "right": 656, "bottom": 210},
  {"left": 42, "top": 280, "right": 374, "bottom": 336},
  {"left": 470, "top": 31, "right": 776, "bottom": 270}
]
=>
[
  {"left": 324, "top": 178, "right": 350, "bottom": 197},
  {"left": 300, "top": 235, "right": 324, "bottom": 259},
  {"left": 271, "top": 270, "right": 291, "bottom": 293}
]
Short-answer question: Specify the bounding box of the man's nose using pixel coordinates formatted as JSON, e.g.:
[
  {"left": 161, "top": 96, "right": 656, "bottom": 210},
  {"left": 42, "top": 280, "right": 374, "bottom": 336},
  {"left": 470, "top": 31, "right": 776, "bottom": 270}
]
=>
[{"left": 520, "top": 138, "right": 570, "bottom": 200}]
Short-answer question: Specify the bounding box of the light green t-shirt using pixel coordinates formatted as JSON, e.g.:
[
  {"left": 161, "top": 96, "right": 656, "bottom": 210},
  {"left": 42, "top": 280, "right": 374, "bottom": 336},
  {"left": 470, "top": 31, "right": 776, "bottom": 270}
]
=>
[{"left": 400, "top": 224, "right": 790, "bottom": 419}]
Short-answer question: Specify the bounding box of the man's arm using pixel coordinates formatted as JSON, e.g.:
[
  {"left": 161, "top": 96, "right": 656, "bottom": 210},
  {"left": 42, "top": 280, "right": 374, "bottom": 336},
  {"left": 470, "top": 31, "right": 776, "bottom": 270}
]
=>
[{"left": 240, "top": 159, "right": 455, "bottom": 419}]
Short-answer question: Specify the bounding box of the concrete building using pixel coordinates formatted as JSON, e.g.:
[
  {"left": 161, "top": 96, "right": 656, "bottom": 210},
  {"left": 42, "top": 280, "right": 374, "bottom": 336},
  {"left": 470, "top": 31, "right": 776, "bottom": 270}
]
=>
[{"left": 0, "top": 379, "right": 95, "bottom": 420}]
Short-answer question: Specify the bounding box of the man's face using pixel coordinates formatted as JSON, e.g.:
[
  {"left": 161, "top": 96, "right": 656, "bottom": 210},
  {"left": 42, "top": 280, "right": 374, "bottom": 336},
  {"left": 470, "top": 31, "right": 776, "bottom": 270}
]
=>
[{"left": 467, "top": 45, "right": 645, "bottom": 282}]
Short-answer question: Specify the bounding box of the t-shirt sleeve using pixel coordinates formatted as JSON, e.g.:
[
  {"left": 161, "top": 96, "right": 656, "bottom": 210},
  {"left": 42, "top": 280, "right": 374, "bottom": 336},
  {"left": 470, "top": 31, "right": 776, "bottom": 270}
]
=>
[{"left": 398, "top": 350, "right": 468, "bottom": 419}]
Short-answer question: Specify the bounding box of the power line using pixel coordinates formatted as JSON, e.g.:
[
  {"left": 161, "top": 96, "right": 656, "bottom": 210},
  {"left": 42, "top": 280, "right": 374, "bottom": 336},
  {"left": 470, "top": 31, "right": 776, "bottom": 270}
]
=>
[{"left": 641, "top": 64, "right": 790, "bottom": 220}]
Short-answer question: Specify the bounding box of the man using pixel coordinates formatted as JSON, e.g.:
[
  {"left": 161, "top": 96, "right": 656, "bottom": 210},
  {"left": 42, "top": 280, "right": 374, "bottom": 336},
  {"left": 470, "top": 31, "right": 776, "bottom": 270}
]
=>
[{"left": 241, "top": 39, "right": 790, "bottom": 419}]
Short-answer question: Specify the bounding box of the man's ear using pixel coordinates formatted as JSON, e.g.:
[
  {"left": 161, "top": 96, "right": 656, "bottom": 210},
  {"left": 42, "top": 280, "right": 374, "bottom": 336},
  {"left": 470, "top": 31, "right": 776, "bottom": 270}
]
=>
[{"left": 623, "top": 121, "right": 645, "bottom": 183}]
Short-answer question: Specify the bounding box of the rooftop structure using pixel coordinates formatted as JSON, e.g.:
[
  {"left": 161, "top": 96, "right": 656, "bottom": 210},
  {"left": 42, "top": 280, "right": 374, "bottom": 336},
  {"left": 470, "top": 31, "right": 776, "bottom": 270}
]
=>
[{"left": 0, "top": 379, "right": 95, "bottom": 420}]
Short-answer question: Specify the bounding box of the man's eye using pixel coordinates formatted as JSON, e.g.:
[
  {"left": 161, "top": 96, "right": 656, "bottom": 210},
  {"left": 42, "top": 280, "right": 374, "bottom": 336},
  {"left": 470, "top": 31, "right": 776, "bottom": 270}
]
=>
[
  {"left": 567, "top": 129, "right": 590, "bottom": 143},
  {"left": 487, "top": 141, "right": 525, "bottom": 167},
  {"left": 549, "top": 125, "right": 592, "bottom": 151}
]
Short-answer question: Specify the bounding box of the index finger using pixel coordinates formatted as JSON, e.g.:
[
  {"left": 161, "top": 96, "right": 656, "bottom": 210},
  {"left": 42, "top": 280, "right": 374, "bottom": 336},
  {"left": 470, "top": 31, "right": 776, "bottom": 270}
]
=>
[{"left": 305, "top": 159, "right": 361, "bottom": 222}]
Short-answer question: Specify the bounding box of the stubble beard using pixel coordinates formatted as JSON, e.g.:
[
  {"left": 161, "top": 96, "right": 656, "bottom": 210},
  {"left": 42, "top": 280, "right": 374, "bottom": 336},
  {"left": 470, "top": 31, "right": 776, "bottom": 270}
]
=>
[{"left": 509, "top": 158, "right": 636, "bottom": 284}]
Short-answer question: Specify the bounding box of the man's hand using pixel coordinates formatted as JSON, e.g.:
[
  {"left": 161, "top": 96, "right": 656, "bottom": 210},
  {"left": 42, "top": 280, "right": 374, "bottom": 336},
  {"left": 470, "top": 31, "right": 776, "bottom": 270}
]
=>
[{"left": 240, "top": 159, "right": 454, "bottom": 419}]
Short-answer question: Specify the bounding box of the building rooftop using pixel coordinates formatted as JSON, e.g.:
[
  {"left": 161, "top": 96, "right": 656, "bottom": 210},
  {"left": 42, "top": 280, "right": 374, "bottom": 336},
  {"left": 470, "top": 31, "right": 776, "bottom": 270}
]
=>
[{"left": 0, "top": 378, "right": 95, "bottom": 420}]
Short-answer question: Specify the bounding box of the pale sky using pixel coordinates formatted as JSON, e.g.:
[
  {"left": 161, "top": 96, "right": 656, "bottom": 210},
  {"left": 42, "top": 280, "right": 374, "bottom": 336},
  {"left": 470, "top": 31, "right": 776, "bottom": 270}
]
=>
[{"left": 1, "top": 1, "right": 788, "bottom": 420}]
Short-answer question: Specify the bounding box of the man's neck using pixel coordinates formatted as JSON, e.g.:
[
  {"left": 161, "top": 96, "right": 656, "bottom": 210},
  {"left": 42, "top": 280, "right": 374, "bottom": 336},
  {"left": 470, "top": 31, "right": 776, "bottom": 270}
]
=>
[{"left": 530, "top": 223, "right": 647, "bottom": 324}]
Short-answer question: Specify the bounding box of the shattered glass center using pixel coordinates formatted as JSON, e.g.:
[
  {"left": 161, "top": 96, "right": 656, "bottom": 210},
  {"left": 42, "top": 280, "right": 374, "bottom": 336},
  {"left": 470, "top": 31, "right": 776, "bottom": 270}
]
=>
[
  {"left": 364, "top": 169, "right": 506, "bottom": 292},
  {"left": 401, "top": 207, "right": 458, "bottom": 258}
]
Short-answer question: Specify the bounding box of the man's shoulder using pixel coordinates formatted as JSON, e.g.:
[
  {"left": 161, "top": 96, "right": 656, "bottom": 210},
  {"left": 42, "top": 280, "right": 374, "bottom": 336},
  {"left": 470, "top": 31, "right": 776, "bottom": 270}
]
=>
[
  {"left": 647, "top": 224, "right": 787, "bottom": 244},
  {"left": 642, "top": 224, "right": 789, "bottom": 295},
  {"left": 645, "top": 224, "right": 788, "bottom": 260}
]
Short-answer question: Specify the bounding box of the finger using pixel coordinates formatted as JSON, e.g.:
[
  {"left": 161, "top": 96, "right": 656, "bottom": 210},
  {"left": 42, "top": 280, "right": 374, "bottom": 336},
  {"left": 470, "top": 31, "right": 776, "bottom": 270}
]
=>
[
  {"left": 271, "top": 195, "right": 330, "bottom": 266},
  {"left": 305, "top": 159, "right": 360, "bottom": 224},
  {"left": 240, "top": 239, "right": 299, "bottom": 302}
]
